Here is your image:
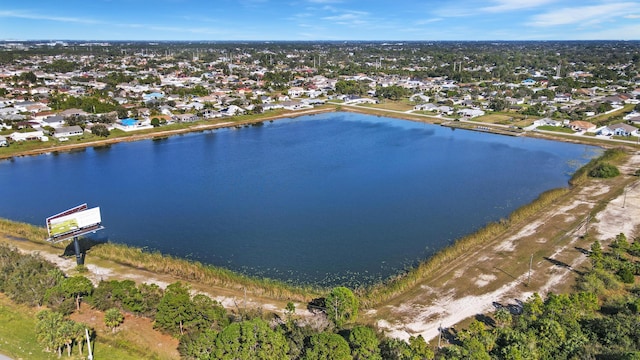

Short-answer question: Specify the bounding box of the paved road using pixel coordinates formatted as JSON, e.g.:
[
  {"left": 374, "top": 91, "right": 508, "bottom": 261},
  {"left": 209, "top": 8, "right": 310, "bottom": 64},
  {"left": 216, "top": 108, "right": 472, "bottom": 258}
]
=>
[{"left": 0, "top": 353, "right": 12, "bottom": 360}]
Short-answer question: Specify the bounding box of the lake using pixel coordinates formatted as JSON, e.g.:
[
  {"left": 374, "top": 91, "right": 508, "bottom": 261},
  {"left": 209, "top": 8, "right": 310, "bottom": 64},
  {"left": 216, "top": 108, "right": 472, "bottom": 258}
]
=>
[{"left": 0, "top": 112, "right": 600, "bottom": 287}]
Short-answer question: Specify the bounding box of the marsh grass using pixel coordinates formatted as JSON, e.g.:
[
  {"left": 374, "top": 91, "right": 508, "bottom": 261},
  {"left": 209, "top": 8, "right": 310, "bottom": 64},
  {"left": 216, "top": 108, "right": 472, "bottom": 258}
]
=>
[
  {"left": 570, "top": 147, "right": 626, "bottom": 186},
  {"left": 89, "top": 243, "right": 320, "bottom": 302}
]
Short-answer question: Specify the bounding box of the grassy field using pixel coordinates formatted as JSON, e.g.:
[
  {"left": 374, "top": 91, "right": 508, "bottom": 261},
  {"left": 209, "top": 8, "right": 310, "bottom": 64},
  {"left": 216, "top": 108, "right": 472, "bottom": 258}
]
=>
[
  {"left": 0, "top": 294, "right": 178, "bottom": 360},
  {"left": 0, "top": 295, "right": 51, "bottom": 360},
  {"left": 474, "top": 113, "right": 536, "bottom": 128},
  {"left": 537, "top": 125, "right": 575, "bottom": 133},
  {"left": 363, "top": 100, "right": 414, "bottom": 112}
]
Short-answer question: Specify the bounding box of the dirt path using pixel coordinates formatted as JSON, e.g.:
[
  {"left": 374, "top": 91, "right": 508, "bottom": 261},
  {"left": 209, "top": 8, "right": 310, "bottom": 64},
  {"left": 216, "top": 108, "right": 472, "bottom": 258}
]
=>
[{"left": 372, "top": 153, "right": 640, "bottom": 342}]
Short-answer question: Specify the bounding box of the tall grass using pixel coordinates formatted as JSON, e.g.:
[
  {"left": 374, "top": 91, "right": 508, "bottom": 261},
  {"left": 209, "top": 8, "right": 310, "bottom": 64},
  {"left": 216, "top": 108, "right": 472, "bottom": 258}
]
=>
[
  {"left": 89, "top": 243, "right": 321, "bottom": 302},
  {"left": 570, "top": 147, "right": 626, "bottom": 186},
  {"left": 0, "top": 218, "right": 49, "bottom": 243}
]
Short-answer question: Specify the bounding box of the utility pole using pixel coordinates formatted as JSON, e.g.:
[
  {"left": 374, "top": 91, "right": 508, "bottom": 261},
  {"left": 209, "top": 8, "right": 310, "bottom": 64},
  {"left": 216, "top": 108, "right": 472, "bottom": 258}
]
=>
[{"left": 85, "top": 328, "right": 93, "bottom": 360}]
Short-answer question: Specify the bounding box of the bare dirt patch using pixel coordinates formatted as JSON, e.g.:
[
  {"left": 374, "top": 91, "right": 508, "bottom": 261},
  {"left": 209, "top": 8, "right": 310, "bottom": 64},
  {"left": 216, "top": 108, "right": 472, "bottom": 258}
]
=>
[{"left": 373, "top": 153, "right": 640, "bottom": 342}]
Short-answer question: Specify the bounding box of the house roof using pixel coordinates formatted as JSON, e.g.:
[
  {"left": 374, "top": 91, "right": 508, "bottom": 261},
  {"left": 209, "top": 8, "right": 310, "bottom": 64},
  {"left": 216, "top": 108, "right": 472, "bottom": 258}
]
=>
[
  {"left": 55, "top": 125, "right": 83, "bottom": 134},
  {"left": 607, "top": 123, "right": 637, "bottom": 132},
  {"left": 569, "top": 121, "right": 595, "bottom": 129}
]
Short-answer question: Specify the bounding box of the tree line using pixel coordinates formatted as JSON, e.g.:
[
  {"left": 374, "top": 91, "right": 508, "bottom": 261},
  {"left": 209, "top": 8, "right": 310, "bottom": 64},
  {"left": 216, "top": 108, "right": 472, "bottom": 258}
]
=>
[{"left": 1, "top": 227, "right": 639, "bottom": 359}]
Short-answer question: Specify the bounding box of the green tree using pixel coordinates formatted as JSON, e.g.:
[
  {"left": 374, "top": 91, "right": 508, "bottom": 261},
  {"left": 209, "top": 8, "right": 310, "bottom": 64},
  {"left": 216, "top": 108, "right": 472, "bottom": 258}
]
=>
[
  {"left": 213, "top": 318, "right": 289, "bottom": 359},
  {"left": 325, "top": 287, "right": 359, "bottom": 328},
  {"left": 590, "top": 240, "right": 604, "bottom": 269},
  {"left": 61, "top": 276, "right": 94, "bottom": 311},
  {"left": 91, "top": 124, "right": 110, "bottom": 137},
  {"left": 302, "top": 332, "right": 352, "bottom": 360},
  {"left": 151, "top": 118, "right": 161, "bottom": 127},
  {"left": 348, "top": 326, "right": 382, "bottom": 360},
  {"left": 185, "top": 294, "right": 228, "bottom": 333},
  {"left": 155, "top": 282, "right": 193, "bottom": 336},
  {"left": 104, "top": 308, "right": 125, "bottom": 333},
  {"left": 35, "top": 310, "right": 65, "bottom": 355}
]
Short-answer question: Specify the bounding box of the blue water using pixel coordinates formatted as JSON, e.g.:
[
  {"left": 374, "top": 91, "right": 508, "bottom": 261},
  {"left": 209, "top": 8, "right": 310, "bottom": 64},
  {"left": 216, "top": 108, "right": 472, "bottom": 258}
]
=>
[
  {"left": 120, "top": 118, "right": 138, "bottom": 126},
  {"left": 0, "top": 113, "right": 600, "bottom": 287}
]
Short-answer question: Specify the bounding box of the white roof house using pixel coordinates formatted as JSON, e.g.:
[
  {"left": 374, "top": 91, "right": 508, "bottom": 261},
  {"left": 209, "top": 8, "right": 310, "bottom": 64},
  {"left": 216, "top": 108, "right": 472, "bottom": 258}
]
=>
[
  {"left": 9, "top": 130, "right": 45, "bottom": 142},
  {"left": 54, "top": 125, "right": 84, "bottom": 138}
]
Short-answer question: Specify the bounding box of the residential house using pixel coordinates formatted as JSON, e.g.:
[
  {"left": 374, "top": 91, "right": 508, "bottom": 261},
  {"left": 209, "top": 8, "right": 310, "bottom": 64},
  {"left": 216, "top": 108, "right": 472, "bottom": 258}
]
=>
[
  {"left": 533, "top": 118, "right": 563, "bottom": 127},
  {"left": 281, "top": 101, "right": 312, "bottom": 111},
  {"left": 54, "top": 125, "right": 84, "bottom": 138},
  {"left": 414, "top": 103, "right": 438, "bottom": 112},
  {"left": 554, "top": 93, "right": 572, "bottom": 103},
  {"left": 600, "top": 123, "right": 639, "bottom": 137},
  {"left": 59, "top": 108, "right": 89, "bottom": 118},
  {"left": 220, "top": 105, "right": 245, "bottom": 117},
  {"left": 343, "top": 95, "right": 377, "bottom": 105},
  {"left": 9, "top": 130, "right": 45, "bottom": 142},
  {"left": 457, "top": 108, "right": 485, "bottom": 118},
  {"left": 437, "top": 105, "right": 454, "bottom": 115},
  {"left": 201, "top": 109, "right": 222, "bottom": 119},
  {"left": 409, "top": 94, "right": 430, "bottom": 103},
  {"left": 0, "top": 135, "right": 7, "bottom": 147},
  {"left": 172, "top": 114, "right": 199, "bottom": 122},
  {"left": 262, "top": 103, "right": 284, "bottom": 111},
  {"left": 521, "top": 79, "right": 536, "bottom": 86},
  {"left": 568, "top": 121, "right": 596, "bottom": 132},
  {"left": 287, "top": 87, "right": 305, "bottom": 98},
  {"left": 42, "top": 115, "right": 65, "bottom": 128}
]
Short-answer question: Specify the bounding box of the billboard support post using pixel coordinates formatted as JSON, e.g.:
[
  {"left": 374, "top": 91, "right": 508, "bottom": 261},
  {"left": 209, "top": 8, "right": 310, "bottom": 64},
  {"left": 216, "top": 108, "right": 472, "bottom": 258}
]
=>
[{"left": 73, "top": 236, "right": 83, "bottom": 265}]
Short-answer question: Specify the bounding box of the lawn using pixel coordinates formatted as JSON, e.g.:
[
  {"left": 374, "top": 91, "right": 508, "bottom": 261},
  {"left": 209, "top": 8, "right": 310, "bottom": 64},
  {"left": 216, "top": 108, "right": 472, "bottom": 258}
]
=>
[
  {"left": 364, "top": 100, "right": 414, "bottom": 112},
  {"left": 474, "top": 112, "right": 535, "bottom": 127},
  {"left": 0, "top": 295, "right": 51, "bottom": 360},
  {"left": 537, "top": 125, "right": 576, "bottom": 133},
  {"left": 0, "top": 294, "right": 176, "bottom": 360}
]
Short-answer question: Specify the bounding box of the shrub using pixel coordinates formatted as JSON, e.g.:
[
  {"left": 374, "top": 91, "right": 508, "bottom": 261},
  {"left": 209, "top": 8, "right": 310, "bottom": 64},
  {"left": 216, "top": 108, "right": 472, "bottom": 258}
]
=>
[{"left": 588, "top": 163, "right": 620, "bottom": 178}]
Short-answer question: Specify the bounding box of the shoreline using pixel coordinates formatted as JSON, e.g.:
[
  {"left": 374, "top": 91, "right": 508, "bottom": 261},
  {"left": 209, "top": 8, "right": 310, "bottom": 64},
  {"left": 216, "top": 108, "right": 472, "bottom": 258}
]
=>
[
  {"left": 3, "top": 103, "right": 638, "bottom": 161},
  {"left": 0, "top": 107, "right": 335, "bottom": 160}
]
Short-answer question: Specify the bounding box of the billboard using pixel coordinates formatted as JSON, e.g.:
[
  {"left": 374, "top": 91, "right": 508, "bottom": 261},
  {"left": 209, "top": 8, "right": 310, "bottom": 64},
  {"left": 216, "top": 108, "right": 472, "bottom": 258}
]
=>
[{"left": 46, "top": 204, "right": 102, "bottom": 241}]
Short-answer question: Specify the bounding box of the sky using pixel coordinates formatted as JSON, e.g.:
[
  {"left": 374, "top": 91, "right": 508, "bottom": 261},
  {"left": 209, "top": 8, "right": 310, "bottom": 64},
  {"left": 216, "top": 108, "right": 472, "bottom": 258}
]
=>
[{"left": 1, "top": 0, "right": 640, "bottom": 41}]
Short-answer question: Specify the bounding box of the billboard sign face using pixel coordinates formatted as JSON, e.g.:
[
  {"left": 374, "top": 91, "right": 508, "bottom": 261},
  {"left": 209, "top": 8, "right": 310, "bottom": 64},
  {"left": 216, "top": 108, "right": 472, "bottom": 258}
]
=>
[{"left": 46, "top": 204, "right": 102, "bottom": 241}]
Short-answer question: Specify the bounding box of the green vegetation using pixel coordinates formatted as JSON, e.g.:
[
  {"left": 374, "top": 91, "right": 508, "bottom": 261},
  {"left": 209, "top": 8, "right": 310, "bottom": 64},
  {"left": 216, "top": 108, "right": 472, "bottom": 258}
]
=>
[
  {"left": 439, "top": 235, "right": 640, "bottom": 359},
  {"left": 325, "top": 287, "right": 359, "bottom": 328},
  {"left": 570, "top": 148, "right": 626, "bottom": 185},
  {"left": 589, "top": 162, "right": 621, "bottom": 178},
  {"left": 537, "top": 125, "right": 575, "bottom": 133},
  {"left": 89, "top": 242, "right": 319, "bottom": 302},
  {"left": 104, "top": 308, "right": 124, "bottom": 333}
]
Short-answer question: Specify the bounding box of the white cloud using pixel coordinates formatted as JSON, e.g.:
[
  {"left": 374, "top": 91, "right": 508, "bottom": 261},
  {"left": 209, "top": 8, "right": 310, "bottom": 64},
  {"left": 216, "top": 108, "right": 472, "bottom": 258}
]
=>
[
  {"left": 415, "top": 18, "right": 443, "bottom": 25},
  {"left": 0, "top": 10, "right": 99, "bottom": 24},
  {"left": 481, "top": 0, "right": 556, "bottom": 13},
  {"left": 528, "top": 2, "right": 639, "bottom": 27},
  {"left": 322, "top": 9, "right": 369, "bottom": 25}
]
